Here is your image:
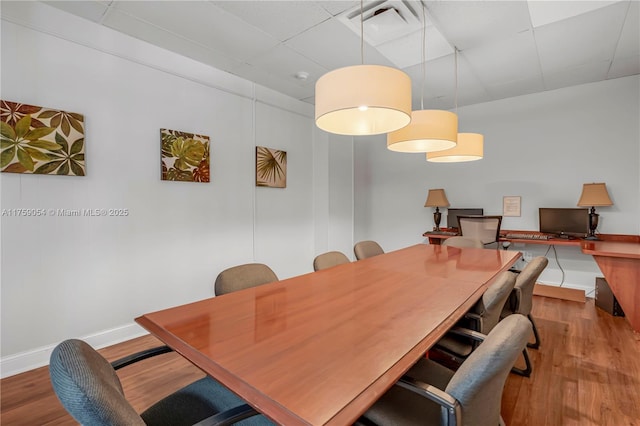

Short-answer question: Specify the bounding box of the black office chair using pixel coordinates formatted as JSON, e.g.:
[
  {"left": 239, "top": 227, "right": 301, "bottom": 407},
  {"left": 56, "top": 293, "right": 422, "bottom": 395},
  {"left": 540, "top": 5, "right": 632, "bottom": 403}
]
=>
[
  {"left": 214, "top": 263, "right": 278, "bottom": 296},
  {"left": 49, "top": 339, "right": 273, "bottom": 425},
  {"left": 358, "top": 314, "right": 533, "bottom": 426},
  {"left": 458, "top": 215, "right": 502, "bottom": 249}
]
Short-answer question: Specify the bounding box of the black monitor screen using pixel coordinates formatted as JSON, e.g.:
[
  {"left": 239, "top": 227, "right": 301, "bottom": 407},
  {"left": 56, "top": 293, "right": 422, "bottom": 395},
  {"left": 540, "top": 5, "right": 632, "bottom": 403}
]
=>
[
  {"left": 539, "top": 208, "right": 589, "bottom": 236},
  {"left": 447, "top": 208, "right": 484, "bottom": 230}
]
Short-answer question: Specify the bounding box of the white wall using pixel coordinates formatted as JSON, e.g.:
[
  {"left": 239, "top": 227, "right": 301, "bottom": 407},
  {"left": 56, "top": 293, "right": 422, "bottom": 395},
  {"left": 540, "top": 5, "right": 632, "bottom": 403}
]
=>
[
  {"left": 354, "top": 75, "right": 640, "bottom": 294},
  {"left": 0, "top": 2, "right": 354, "bottom": 377}
]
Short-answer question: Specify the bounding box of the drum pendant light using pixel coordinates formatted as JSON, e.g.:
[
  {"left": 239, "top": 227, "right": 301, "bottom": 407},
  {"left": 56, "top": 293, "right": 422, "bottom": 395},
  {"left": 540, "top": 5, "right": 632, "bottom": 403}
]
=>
[
  {"left": 315, "top": 1, "right": 412, "bottom": 136},
  {"left": 387, "top": 2, "right": 457, "bottom": 153},
  {"left": 427, "top": 49, "right": 484, "bottom": 162}
]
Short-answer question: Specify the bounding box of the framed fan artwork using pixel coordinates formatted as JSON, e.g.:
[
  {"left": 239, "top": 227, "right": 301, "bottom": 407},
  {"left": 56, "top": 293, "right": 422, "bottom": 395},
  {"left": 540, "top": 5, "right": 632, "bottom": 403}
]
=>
[{"left": 256, "top": 146, "right": 286, "bottom": 188}]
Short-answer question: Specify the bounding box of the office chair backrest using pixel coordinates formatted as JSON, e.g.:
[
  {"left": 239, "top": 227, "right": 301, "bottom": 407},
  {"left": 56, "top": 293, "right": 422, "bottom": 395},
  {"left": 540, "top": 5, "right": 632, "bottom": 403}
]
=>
[
  {"left": 446, "top": 314, "right": 532, "bottom": 426},
  {"left": 472, "top": 271, "right": 517, "bottom": 334},
  {"left": 513, "top": 256, "right": 548, "bottom": 315},
  {"left": 313, "top": 251, "right": 350, "bottom": 271},
  {"left": 458, "top": 215, "right": 502, "bottom": 246},
  {"left": 354, "top": 240, "right": 384, "bottom": 260},
  {"left": 214, "top": 263, "right": 278, "bottom": 296},
  {"left": 442, "top": 236, "right": 484, "bottom": 249},
  {"left": 50, "top": 339, "right": 146, "bottom": 426}
]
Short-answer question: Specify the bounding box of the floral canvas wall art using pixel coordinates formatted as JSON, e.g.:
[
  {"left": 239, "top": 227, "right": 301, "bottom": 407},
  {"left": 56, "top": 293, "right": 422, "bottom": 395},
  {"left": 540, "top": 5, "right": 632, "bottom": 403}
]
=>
[
  {"left": 1, "top": 100, "right": 85, "bottom": 175},
  {"left": 161, "top": 128, "right": 210, "bottom": 183},
  {"left": 256, "top": 146, "right": 286, "bottom": 188}
]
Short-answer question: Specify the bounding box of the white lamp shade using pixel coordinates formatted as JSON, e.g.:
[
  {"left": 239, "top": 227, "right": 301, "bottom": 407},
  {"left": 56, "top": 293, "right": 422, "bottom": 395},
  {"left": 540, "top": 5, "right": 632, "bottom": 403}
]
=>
[
  {"left": 315, "top": 65, "right": 412, "bottom": 136},
  {"left": 426, "top": 133, "right": 483, "bottom": 162},
  {"left": 387, "top": 110, "right": 458, "bottom": 153}
]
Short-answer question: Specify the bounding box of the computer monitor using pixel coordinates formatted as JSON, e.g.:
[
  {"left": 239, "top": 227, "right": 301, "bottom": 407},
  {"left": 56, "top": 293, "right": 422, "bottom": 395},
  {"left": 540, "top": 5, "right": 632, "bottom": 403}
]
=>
[
  {"left": 538, "top": 208, "right": 589, "bottom": 237},
  {"left": 447, "top": 208, "right": 484, "bottom": 230}
]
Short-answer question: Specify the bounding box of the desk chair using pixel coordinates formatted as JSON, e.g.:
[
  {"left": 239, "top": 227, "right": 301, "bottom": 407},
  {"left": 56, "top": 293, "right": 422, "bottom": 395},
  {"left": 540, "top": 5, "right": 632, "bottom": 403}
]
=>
[
  {"left": 50, "top": 339, "right": 272, "bottom": 426},
  {"left": 501, "top": 256, "right": 549, "bottom": 349},
  {"left": 433, "top": 271, "right": 533, "bottom": 377},
  {"left": 214, "top": 263, "right": 278, "bottom": 296},
  {"left": 442, "top": 236, "right": 483, "bottom": 249},
  {"left": 358, "top": 315, "right": 532, "bottom": 426},
  {"left": 313, "top": 251, "right": 350, "bottom": 271},
  {"left": 458, "top": 215, "right": 502, "bottom": 249},
  {"left": 354, "top": 240, "right": 385, "bottom": 260}
]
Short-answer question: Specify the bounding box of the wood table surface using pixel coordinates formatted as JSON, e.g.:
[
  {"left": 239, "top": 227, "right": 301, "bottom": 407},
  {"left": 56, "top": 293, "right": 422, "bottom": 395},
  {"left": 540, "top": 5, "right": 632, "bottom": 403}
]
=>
[{"left": 136, "top": 244, "right": 520, "bottom": 425}]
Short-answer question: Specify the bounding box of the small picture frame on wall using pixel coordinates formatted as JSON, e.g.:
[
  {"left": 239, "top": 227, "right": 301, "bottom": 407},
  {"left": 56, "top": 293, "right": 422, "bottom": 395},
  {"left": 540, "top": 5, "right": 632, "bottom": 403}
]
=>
[
  {"left": 256, "top": 146, "right": 287, "bottom": 188},
  {"left": 503, "top": 196, "right": 521, "bottom": 217}
]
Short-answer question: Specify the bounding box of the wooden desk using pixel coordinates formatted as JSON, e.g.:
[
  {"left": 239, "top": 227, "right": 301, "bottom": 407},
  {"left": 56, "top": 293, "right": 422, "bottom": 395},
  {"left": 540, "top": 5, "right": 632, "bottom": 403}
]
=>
[
  {"left": 136, "top": 244, "right": 519, "bottom": 425},
  {"left": 581, "top": 241, "right": 640, "bottom": 332},
  {"left": 424, "top": 230, "right": 640, "bottom": 332}
]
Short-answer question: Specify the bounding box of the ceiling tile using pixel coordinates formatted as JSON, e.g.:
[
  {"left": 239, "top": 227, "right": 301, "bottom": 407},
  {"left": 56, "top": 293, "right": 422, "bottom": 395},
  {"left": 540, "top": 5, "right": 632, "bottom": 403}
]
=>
[
  {"left": 544, "top": 60, "right": 612, "bottom": 91},
  {"left": 425, "top": 0, "right": 531, "bottom": 50},
  {"left": 212, "top": 1, "right": 332, "bottom": 42},
  {"left": 43, "top": 0, "right": 110, "bottom": 23},
  {"left": 285, "top": 16, "right": 394, "bottom": 70},
  {"left": 463, "top": 29, "right": 541, "bottom": 86},
  {"left": 111, "top": 1, "right": 279, "bottom": 62},
  {"left": 614, "top": 1, "right": 640, "bottom": 59},
  {"left": 248, "top": 44, "right": 328, "bottom": 85},
  {"left": 527, "top": 0, "right": 622, "bottom": 28},
  {"left": 102, "top": 8, "right": 244, "bottom": 74},
  {"left": 485, "top": 76, "right": 546, "bottom": 101},
  {"left": 377, "top": 25, "right": 453, "bottom": 69},
  {"left": 608, "top": 55, "right": 640, "bottom": 79},
  {"left": 535, "top": 1, "right": 628, "bottom": 73},
  {"left": 316, "top": 1, "right": 359, "bottom": 17}
]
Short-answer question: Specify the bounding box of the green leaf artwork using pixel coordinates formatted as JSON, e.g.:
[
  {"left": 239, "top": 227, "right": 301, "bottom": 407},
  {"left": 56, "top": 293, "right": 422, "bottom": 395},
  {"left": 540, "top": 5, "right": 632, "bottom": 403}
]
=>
[
  {"left": 256, "top": 146, "right": 287, "bottom": 188},
  {"left": 0, "top": 100, "right": 85, "bottom": 176},
  {"left": 160, "top": 128, "right": 210, "bottom": 183}
]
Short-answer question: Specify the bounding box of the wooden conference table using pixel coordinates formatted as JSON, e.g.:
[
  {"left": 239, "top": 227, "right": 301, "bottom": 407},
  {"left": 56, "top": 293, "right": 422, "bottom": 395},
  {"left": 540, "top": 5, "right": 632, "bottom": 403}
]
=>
[{"left": 136, "top": 244, "right": 520, "bottom": 425}]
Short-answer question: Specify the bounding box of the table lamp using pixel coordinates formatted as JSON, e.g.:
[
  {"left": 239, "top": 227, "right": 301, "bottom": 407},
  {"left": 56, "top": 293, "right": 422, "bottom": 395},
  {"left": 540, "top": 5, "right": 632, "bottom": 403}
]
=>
[
  {"left": 425, "top": 189, "right": 450, "bottom": 232},
  {"left": 577, "top": 183, "right": 613, "bottom": 240}
]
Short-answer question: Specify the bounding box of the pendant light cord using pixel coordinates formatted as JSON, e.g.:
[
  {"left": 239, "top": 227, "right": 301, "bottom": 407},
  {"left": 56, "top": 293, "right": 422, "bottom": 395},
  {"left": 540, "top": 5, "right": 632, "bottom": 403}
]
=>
[
  {"left": 454, "top": 47, "right": 459, "bottom": 115},
  {"left": 360, "top": 0, "right": 364, "bottom": 65},
  {"left": 421, "top": 1, "right": 426, "bottom": 110}
]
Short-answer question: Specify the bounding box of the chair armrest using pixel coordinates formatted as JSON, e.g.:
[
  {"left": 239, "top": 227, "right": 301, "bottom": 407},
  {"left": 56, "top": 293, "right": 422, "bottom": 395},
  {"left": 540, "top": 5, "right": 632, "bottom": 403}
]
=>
[
  {"left": 193, "top": 404, "right": 260, "bottom": 426},
  {"left": 397, "top": 375, "right": 462, "bottom": 426},
  {"left": 447, "top": 326, "right": 488, "bottom": 344},
  {"left": 111, "top": 345, "right": 173, "bottom": 370},
  {"left": 463, "top": 312, "right": 483, "bottom": 331}
]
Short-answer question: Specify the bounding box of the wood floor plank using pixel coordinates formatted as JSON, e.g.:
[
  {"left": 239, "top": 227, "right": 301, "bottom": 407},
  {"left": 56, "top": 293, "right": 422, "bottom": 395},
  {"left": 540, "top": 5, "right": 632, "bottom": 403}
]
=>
[{"left": 1, "top": 297, "right": 639, "bottom": 425}]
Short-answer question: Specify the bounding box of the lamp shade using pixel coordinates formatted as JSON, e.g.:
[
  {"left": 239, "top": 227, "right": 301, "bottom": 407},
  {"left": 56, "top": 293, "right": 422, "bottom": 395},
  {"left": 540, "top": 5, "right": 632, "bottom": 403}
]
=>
[
  {"left": 426, "top": 133, "right": 483, "bottom": 162},
  {"left": 577, "top": 183, "right": 613, "bottom": 206},
  {"left": 387, "top": 110, "right": 458, "bottom": 153},
  {"left": 315, "top": 65, "right": 412, "bottom": 136},
  {"left": 425, "top": 189, "right": 450, "bottom": 207}
]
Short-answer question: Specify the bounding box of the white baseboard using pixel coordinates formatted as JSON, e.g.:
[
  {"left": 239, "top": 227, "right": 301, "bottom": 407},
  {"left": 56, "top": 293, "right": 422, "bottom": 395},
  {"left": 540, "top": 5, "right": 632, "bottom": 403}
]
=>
[{"left": 0, "top": 323, "right": 148, "bottom": 379}]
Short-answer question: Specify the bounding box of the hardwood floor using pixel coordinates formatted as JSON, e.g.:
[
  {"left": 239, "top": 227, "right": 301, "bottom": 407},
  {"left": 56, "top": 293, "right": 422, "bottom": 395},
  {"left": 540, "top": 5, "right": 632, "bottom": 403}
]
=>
[{"left": 1, "top": 296, "right": 639, "bottom": 425}]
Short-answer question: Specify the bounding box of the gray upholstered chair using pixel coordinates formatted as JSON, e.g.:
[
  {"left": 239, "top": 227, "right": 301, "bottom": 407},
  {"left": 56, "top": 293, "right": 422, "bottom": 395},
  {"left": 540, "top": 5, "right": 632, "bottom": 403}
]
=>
[
  {"left": 49, "top": 339, "right": 272, "bottom": 426},
  {"left": 359, "top": 314, "right": 532, "bottom": 426},
  {"left": 458, "top": 215, "right": 502, "bottom": 249},
  {"left": 313, "top": 251, "right": 350, "bottom": 271},
  {"left": 501, "top": 256, "right": 549, "bottom": 350},
  {"left": 433, "top": 270, "right": 533, "bottom": 377},
  {"left": 354, "top": 240, "right": 385, "bottom": 260},
  {"left": 442, "top": 236, "right": 484, "bottom": 249},
  {"left": 214, "top": 263, "right": 278, "bottom": 296}
]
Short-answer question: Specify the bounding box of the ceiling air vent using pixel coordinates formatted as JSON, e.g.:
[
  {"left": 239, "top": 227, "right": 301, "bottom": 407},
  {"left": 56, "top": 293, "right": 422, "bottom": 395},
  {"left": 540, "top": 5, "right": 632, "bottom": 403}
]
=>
[{"left": 338, "top": 0, "right": 422, "bottom": 47}]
